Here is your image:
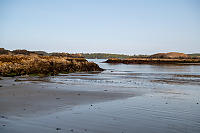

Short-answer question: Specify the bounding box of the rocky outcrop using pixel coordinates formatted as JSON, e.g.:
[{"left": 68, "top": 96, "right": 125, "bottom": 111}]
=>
[
  {"left": 104, "top": 58, "right": 200, "bottom": 65},
  {"left": 0, "top": 54, "right": 103, "bottom": 76}
]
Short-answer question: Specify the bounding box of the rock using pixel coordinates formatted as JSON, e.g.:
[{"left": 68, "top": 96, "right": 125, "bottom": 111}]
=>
[
  {"left": 0, "top": 115, "right": 8, "bottom": 119},
  {"left": 56, "top": 128, "right": 61, "bottom": 130},
  {"left": 0, "top": 54, "right": 103, "bottom": 76},
  {"left": 15, "top": 79, "right": 23, "bottom": 82}
]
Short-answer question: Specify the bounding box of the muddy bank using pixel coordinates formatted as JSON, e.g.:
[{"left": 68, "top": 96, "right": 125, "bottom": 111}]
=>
[{"left": 104, "top": 58, "right": 200, "bottom": 65}]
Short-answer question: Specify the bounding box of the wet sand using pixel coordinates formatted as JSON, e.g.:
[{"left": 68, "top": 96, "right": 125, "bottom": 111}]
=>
[{"left": 0, "top": 77, "right": 136, "bottom": 117}]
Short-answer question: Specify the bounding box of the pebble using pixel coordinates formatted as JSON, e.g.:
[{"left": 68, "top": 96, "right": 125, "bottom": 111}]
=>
[
  {"left": 56, "top": 128, "right": 61, "bottom": 130},
  {"left": 0, "top": 115, "right": 7, "bottom": 119}
]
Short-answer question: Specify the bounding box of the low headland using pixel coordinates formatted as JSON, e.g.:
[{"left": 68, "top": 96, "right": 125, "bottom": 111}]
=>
[
  {"left": 104, "top": 52, "right": 200, "bottom": 65},
  {"left": 0, "top": 48, "right": 103, "bottom": 77}
]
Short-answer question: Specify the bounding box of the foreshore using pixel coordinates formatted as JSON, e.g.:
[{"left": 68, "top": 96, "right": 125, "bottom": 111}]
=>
[
  {"left": 0, "top": 77, "right": 136, "bottom": 117},
  {"left": 0, "top": 62, "right": 199, "bottom": 133}
]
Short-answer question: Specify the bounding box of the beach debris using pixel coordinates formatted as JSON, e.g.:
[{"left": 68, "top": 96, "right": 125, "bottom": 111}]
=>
[
  {"left": 197, "top": 102, "right": 199, "bottom": 104},
  {"left": 70, "top": 129, "right": 74, "bottom": 132},
  {"left": 77, "top": 93, "right": 81, "bottom": 95},
  {"left": 104, "top": 89, "right": 108, "bottom": 91},
  {"left": 0, "top": 85, "right": 2, "bottom": 87}
]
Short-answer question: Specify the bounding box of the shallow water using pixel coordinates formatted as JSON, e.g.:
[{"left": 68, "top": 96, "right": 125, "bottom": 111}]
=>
[{"left": 1, "top": 59, "right": 200, "bottom": 133}]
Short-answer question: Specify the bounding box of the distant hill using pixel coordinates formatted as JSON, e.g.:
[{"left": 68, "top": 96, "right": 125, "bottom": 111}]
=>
[
  {"left": 150, "top": 52, "right": 189, "bottom": 59},
  {"left": 1, "top": 48, "right": 199, "bottom": 59}
]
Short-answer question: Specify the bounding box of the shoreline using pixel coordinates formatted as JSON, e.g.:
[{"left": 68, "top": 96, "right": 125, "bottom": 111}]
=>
[{"left": 104, "top": 58, "right": 200, "bottom": 65}]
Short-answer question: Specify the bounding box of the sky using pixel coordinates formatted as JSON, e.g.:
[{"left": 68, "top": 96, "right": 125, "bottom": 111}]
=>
[{"left": 0, "top": 0, "right": 199, "bottom": 55}]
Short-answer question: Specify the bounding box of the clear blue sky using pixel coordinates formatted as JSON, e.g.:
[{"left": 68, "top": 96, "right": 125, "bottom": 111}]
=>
[{"left": 0, "top": 0, "right": 199, "bottom": 54}]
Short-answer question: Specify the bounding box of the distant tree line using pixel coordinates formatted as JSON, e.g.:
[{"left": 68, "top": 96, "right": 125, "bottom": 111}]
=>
[
  {"left": 1, "top": 48, "right": 199, "bottom": 59},
  {"left": 81, "top": 53, "right": 149, "bottom": 59},
  {"left": 188, "top": 54, "right": 200, "bottom": 59}
]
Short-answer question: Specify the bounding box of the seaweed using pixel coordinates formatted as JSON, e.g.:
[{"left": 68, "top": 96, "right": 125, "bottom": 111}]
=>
[{"left": 0, "top": 54, "right": 103, "bottom": 76}]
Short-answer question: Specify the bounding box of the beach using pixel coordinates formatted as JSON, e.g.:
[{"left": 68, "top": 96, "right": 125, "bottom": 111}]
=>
[{"left": 0, "top": 59, "right": 200, "bottom": 133}]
